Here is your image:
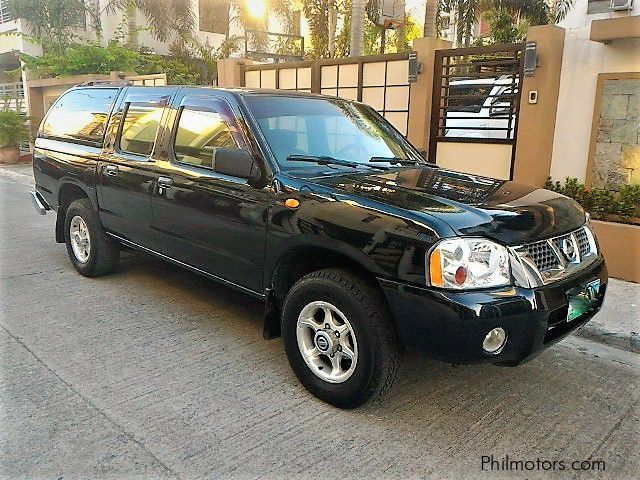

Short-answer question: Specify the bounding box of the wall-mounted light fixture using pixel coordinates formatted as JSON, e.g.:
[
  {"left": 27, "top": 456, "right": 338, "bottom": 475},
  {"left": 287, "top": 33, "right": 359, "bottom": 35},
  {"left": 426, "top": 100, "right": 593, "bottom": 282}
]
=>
[{"left": 524, "top": 41, "right": 538, "bottom": 77}]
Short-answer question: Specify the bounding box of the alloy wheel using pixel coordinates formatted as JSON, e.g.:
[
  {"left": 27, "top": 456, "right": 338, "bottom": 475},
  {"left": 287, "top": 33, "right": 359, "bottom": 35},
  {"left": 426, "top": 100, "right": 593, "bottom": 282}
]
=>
[{"left": 296, "top": 301, "right": 358, "bottom": 383}]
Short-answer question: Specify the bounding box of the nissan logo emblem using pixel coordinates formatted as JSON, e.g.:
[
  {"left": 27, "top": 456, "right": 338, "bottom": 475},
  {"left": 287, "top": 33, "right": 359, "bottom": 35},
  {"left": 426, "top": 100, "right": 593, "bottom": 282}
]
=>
[
  {"left": 315, "top": 335, "right": 329, "bottom": 351},
  {"left": 561, "top": 238, "right": 576, "bottom": 261}
]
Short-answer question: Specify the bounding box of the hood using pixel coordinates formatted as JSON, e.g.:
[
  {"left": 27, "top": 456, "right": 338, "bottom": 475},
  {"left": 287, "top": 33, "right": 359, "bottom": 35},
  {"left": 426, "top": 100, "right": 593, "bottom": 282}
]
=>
[{"left": 305, "top": 166, "right": 586, "bottom": 246}]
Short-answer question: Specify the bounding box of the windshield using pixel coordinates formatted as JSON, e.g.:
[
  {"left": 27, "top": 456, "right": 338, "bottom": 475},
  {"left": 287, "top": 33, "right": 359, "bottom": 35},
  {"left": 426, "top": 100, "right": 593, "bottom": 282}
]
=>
[{"left": 244, "top": 95, "right": 424, "bottom": 173}]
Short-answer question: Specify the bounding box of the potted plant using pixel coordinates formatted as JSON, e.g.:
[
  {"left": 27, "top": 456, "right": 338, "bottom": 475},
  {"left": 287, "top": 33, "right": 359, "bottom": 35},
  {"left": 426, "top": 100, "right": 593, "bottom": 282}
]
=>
[{"left": 0, "top": 100, "right": 29, "bottom": 165}]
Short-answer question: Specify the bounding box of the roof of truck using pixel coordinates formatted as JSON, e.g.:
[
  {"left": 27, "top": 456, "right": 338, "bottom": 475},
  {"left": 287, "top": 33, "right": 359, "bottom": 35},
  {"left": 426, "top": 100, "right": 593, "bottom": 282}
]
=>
[{"left": 75, "top": 83, "right": 341, "bottom": 101}]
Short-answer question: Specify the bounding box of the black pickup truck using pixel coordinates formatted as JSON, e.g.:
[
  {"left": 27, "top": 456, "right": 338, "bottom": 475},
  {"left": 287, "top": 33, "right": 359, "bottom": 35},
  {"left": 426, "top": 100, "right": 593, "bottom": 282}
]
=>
[{"left": 31, "top": 85, "right": 607, "bottom": 408}]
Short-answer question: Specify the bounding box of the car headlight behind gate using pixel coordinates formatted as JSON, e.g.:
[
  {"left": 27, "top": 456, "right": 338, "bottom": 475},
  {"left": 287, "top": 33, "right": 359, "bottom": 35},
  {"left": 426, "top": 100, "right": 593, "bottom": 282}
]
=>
[{"left": 428, "top": 238, "right": 511, "bottom": 289}]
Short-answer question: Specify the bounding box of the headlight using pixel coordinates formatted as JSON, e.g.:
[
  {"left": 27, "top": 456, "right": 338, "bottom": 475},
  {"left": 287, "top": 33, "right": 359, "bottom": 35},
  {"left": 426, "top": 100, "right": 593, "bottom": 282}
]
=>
[
  {"left": 583, "top": 223, "right": 598, "bottom": 255},
  {"left": 428, "top": 238, "right": 511, "bottom": 289}
]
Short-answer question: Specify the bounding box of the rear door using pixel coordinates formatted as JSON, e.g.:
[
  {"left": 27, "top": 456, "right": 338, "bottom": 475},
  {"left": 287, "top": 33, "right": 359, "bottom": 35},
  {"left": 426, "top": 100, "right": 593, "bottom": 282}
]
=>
[
  {"left": 97, "top": 87, "right": 175, "bottom": 247},
  {"left": 151, "top": 91, "right": 272, "bottom": 293}
]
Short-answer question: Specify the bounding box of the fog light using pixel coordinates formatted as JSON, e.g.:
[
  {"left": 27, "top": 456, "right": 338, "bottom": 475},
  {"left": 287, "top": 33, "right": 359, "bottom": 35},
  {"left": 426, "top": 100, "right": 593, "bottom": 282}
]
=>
[{"left": 483, "top": 327, "right": 507, "bottom": 354}]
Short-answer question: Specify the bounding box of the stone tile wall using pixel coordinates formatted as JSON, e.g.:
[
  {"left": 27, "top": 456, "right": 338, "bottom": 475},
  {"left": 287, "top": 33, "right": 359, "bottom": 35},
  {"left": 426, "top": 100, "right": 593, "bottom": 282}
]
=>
[{"left": 593, "top": 79, "right": 640, "bottom": 189}]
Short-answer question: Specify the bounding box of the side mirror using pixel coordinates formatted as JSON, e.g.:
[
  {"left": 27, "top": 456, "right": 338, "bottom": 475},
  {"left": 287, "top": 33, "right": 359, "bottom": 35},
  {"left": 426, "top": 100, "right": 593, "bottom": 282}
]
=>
[{"left": 213, "top": 148, "right": 260, "bottom": 180}]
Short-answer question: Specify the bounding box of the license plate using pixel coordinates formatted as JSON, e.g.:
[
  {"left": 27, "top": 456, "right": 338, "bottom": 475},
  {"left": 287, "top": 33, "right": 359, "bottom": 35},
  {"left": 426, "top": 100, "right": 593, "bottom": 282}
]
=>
[{"left": 566, "top": 279, "right": 600, "bottom": 322}]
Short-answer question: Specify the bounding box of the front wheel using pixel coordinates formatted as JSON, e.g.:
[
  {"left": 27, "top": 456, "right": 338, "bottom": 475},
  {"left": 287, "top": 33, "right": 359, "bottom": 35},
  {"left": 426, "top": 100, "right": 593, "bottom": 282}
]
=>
[
  {"left": 282, "top": 268, "right": 401, "bottom": 408},
  {"left": 64, "top": 198, "right": 119, "bottom": 277}
]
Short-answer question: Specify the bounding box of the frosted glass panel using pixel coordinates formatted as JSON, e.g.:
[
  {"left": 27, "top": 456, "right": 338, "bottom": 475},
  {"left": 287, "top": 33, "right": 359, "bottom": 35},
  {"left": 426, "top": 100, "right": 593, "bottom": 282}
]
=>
[
  {"left": 245, "top": 71, "right": 260, "bottom": 88},
  {"left": 279, "top": 69, "right": 296, "bottom": 89},
  {"left": 321, "top": 88, "right": 338, "bottom": 97},
  {"left": 338, "top": 88, "right": 358, "bottom": 101},
  {"left": 362, "top": 87, "right": 385, "bottom": 111},
  {"left": 298, "top": 68, "right": 312, "bottom": 89},
  {"left": 386, "top": 60, "right": 409, "bottom": 85},
  {"left": 261, "top": 70, "right": 276, "bottom": 88},
  {"left": 385, "top": 86, "right": 410, "bottom": 111},
  {"left": 384, "top": 112, "right": 408, "bottom": 135},
  {"left": 338, "top": 63, "right": 359, "bottom": 87},
  {"left": 363, "top": 62, "right": 386, "bottom": 86},
  {"left": 321, "top": 65, "right": 338, "bottom": 88}
]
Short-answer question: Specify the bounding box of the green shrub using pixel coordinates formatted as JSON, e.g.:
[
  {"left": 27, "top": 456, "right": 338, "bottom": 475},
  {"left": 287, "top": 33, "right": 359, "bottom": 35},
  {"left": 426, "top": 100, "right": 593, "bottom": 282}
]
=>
[
  {"left": 545, "top": 177, "right": 640, "bottom": 223},
  {"left": 0, "top": 103, "right": 29, "bottom": 148},
  {"left": 20, "top": 42, "right": 141, "bottom": 77},
  {"left": 20, "top": 41, "right": 211, "bottom": 85}
]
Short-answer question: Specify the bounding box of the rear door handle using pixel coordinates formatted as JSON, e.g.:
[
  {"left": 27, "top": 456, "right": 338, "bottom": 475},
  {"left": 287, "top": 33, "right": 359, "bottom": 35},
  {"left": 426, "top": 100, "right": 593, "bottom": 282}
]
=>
[
  {"left": 105, "top": 165, "right": 119, "bottom": 176},
  {"left": 158, "top": 177, "right": 173, "bottom": 188},
  {"left": 157, "top": 176, "right": 173, "bottom": 194}
]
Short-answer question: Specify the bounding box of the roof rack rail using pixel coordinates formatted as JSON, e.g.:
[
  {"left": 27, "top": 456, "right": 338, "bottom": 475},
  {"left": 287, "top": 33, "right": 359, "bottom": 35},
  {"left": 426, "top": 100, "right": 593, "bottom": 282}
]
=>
[{"left": 77, "top": 80, "right": 132, "bottom": 87}]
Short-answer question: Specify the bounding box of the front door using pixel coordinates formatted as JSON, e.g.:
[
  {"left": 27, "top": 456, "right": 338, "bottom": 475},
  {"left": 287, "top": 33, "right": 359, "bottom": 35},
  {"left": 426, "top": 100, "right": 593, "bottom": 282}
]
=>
[
  {"left": 151, "top": 92, "right": 271, "bottom": 293},
  {"left": 98, "top": 88, "right": 174, "bottom": 248}
]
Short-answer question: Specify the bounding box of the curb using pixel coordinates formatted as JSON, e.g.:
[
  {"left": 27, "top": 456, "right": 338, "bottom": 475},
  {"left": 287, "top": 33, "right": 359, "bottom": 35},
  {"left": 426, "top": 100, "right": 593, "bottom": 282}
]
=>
[{"left": 574, "top": 322, "right": 639, "bottom": 354}]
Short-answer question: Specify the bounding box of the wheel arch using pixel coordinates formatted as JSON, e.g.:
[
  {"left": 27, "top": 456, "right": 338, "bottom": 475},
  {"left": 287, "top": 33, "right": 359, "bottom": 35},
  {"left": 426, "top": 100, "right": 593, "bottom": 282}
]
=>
[
  {"left": 262, "top": 244, "right": 389, "bottom": 340},
  {"left": 55, "top": 181, "right": 96, "bottom": 243}
]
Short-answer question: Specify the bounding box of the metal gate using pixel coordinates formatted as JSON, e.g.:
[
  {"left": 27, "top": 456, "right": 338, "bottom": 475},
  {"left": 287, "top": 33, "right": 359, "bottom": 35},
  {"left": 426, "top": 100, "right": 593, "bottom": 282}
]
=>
[{"left": 428, "top": 43, "right": 524, "bottom": 180}]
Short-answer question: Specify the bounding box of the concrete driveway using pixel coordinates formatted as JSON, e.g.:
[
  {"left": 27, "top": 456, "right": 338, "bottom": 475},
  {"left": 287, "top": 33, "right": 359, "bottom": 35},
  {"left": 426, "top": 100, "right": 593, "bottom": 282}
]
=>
[{"left": 1, "top": 165, "right": 639, "bottom": 479}]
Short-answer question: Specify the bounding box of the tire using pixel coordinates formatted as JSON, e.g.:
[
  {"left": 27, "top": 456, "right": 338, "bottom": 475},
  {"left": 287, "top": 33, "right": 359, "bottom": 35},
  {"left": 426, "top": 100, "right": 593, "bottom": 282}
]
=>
[
  {"left": 282, "top": 268, "right": 401, "bottom": 408},
  {"left": 64, "top": 198, "right": 119, "bottom": 277}
]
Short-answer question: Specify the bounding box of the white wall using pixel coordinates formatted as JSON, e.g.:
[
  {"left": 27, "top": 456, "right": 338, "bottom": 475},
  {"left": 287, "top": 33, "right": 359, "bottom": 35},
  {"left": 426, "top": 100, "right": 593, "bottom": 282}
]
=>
[
  {"left": 561, "top": 0, "right": 640, "bottom": 28},
  {"left": 549, "top": 3, "right": 640, "bottom": 182},
  {"left": 1, "top": 0, "right": 278, "bottom": 59}
]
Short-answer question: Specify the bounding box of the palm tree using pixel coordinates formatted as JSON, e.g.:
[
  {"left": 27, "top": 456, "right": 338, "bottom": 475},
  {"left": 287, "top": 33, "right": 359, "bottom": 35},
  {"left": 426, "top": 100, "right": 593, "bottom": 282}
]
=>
[
  {"left": 439, "top": 0, "right": 481, "bottom": 46},
  {"left": 103, "top": 0, "right": 196, "bottom": 47},
  {"left": 547, "top": 0, "right": 576, "bottom": 23},
  {"left": 424, "top": 0, "right": 438, "bottom": 37},
  {"left": 488, "top": 0, "right": 576, "bottom": 25},
  {"left": 8, "top": 0, "right": 87, "bottom": 53}
]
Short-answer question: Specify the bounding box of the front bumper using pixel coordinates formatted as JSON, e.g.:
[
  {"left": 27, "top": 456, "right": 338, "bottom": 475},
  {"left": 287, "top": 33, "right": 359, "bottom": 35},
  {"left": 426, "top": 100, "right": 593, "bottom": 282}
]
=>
[{"left": 379, "top": 257, "right": 608, "bottom": 365}]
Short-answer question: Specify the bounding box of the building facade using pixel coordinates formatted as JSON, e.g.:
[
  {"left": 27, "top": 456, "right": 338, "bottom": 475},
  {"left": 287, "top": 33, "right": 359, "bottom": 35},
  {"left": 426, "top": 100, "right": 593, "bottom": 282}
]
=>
[{"left": 551, "top": 0, "right": 640, "bottom": 187}]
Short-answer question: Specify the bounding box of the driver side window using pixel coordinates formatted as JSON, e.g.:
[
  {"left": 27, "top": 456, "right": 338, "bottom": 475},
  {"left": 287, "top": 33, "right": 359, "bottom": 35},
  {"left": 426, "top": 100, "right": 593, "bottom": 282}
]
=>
[{"left": 173, "top": 103, "right": 241, "bottom": 169}]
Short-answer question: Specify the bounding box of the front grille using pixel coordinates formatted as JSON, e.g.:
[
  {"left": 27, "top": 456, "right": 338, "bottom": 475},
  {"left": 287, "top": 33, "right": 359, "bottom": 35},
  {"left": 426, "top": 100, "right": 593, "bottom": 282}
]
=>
[
  {"left": 516, "top": 225, "right": 597, "bottom": 284},
  {"left": 523, "top": 240, "right": 560, "bottom": 272},
  {"left": 575, "top": 227, "right": 590, "bottom": 257}
]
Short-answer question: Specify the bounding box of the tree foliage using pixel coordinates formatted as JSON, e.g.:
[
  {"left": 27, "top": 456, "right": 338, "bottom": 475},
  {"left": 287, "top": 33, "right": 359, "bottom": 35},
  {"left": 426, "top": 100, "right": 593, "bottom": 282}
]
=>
[
  {"left": 7, "top": 0, "right": 86, "bottom": 53},
  {"left": 17, "top": 41, "right": 218, "bottom": 85},
  {"left": 481, "top": 7, "right": 527, "bottom": 44},
  {"left": 303, "top": 0, "right": 331, "bottom": 58},
  {"left": 102, "top": 0, "right": 196, "bottom": 43}
]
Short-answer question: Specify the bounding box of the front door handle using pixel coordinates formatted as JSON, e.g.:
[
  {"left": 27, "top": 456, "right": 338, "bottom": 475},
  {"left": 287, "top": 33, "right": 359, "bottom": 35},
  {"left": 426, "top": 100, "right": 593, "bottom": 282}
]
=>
[
  {"left": 157, "top": 176, "right": 173, "bottom": 194},
  {"left": 105, "top": 165, "right": 119, "bottom": 176}
]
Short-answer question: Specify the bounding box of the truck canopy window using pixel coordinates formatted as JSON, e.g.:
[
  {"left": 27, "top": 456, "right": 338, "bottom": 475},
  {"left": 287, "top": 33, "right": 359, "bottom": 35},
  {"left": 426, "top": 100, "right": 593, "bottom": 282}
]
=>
[{"left": 41, "top": 88, "right": 118, "bottom": 146}]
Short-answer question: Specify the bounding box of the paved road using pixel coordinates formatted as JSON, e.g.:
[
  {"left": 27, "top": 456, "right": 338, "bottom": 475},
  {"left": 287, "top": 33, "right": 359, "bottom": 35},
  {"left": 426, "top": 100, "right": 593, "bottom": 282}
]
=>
[{"left": 1, "top": 166, "right": 639, "bottom": 480}]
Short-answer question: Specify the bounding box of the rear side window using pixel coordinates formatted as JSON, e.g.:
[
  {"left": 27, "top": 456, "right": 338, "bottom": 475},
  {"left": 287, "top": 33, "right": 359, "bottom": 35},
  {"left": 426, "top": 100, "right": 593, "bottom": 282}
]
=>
[
  {"left": 119, "top": 103, "right": 164, "bottom": 156},
  {"left": 42, "top": 88, "right": 118, "bottom": 146}
]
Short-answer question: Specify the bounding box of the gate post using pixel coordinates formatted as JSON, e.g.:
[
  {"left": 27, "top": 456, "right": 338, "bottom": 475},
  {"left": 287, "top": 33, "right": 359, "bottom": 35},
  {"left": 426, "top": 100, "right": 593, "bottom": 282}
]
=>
[
  {"left": 407, "top": 37, "right": 452, "bottom": 153},
  {"left": 512, "top": 25, "right": 565, "bottom": 187},
  {"left": 216, "top": 58, "right": 253, "bottom": 87}
]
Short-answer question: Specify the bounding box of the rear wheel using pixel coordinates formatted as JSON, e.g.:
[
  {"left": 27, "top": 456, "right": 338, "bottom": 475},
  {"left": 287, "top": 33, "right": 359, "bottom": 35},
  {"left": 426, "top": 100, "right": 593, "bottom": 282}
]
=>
[
  {"left": 282, "top": 268, "right": 400, "bottom": 408},
  {"left": 64, "top": 199, "right": 119, "bottom": 277}
]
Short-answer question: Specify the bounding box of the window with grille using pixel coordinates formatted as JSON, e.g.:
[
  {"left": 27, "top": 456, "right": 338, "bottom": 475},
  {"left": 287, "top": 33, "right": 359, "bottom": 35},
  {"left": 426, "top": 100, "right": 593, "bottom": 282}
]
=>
[{"left": 0, "top": 0, "right": 12, "bottom": 23}]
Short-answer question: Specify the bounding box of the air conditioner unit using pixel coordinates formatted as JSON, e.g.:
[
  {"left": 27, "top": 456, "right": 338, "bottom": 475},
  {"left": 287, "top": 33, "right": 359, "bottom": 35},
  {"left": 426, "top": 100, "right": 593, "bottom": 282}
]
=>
[{"left": 609, "top": 0, "right": 633, "bottom": 11}]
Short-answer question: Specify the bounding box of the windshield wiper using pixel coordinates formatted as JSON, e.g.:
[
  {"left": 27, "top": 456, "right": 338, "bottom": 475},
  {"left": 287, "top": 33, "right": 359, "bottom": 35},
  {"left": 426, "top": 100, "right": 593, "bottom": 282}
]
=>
[
  {"left": 287, "top": 155, "right": 389, "bottom": 170},
  {"left": 369, "top": 156, "right": 421, "bottom": 166}
]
